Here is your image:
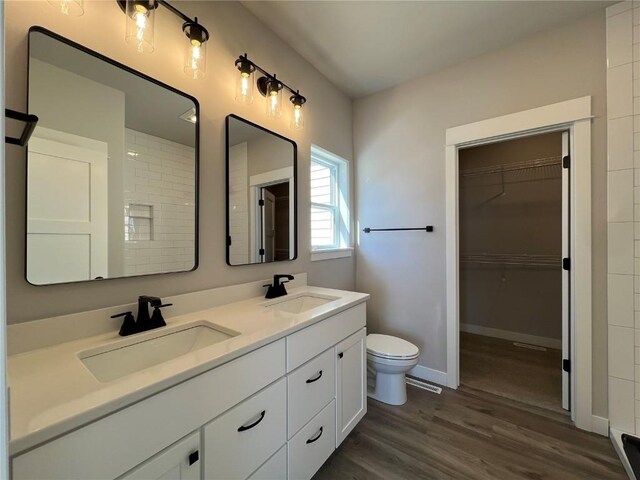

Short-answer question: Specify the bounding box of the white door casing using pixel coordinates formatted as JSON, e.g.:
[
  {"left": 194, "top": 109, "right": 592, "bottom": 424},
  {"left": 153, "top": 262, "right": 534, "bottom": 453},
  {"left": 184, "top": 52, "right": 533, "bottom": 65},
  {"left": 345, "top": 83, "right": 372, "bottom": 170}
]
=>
[
  {"left": 445, "top": 96, "right": 593, "bottom": 431},
  {"left": 27, "top": 131, "right": 108, "bottom": 284},
  {"left": 561, "top": 130, "right": 570, "bottom": 412},
  {"left": 261, "top": 188, "right": 276, "bottom": 262}
]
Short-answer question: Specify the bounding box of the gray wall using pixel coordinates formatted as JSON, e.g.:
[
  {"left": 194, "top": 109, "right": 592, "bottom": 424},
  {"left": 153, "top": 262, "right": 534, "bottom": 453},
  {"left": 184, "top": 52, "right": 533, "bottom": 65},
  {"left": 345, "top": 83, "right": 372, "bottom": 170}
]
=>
[
  {"left": 354, "top": 12, "right": 608, "bottom": 416},
  {"left": 459, "top": 132, "right": 562, "bottom": 342},
  {"left": 5, "top": 0, "right": 355, "bottom": 323}
]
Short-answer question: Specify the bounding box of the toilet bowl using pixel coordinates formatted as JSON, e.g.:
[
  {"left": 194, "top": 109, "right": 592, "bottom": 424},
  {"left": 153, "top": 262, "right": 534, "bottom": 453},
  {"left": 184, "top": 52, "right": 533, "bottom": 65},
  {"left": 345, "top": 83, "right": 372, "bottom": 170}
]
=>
[{"left": 366, "top": 334, "right": 419, "bottom": 406}]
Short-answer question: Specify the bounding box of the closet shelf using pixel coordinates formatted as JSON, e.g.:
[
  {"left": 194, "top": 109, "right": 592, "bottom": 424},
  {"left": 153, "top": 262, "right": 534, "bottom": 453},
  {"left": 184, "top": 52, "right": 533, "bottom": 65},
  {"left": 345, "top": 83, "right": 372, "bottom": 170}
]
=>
[
  {"left": 460, "top": 253, "right": 561, "bottom": 268},
  {"left": 459, "top": 155, "right": 562, "bottom": 178}
]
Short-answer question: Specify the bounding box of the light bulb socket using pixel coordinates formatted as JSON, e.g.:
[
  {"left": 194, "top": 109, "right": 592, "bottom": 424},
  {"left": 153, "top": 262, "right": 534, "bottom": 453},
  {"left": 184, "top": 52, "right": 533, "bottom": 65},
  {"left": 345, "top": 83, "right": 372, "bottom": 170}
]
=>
[
  {"left": 235, "top": 56, "right": 256, "bottom": 76},
  {"left": 117, "top": 0, "right": 157, "bottom": 16},
  {"left": 183, "top": 17, "right": 209, "bottom": 45},
  {"left": 290, "top": 92, "right": 306, "bottom": 108},
  {"left": 257, "top": 76, "right": 283, "bottom": 97}
]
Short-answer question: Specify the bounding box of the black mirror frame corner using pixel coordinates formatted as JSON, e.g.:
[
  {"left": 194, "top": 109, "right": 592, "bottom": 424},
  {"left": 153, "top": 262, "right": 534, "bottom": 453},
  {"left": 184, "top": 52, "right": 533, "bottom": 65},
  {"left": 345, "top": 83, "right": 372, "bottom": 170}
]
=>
[
  {"left": 25, "top": 26, "right": 201, "bottom": 286},
  {"left": 224, "top": 114, "right": 298, "bottom": 267}
]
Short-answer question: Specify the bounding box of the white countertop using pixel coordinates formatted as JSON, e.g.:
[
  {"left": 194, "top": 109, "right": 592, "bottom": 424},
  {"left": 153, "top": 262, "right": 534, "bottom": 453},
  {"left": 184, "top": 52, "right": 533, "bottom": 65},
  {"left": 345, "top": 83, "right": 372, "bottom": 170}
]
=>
[{"left": 8, "top": 285, "right": 369, "bottom": 455}]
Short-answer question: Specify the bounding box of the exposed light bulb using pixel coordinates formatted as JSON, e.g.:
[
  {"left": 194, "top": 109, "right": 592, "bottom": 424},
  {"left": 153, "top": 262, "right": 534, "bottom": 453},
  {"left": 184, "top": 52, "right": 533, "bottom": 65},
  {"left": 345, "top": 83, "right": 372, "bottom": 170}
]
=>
[
  {"left": 241, "top": 73, "right": 250, "bottom": 97},
  {"left": 290, "top": 92, "right": 306, "bottom": 129},
  {"left": 135, "top": 10, "right": 147, "bottom": 53},
  {"left": 125, "top": 0, "right": 155, "bottom": 53},
  {"left": 48, "top": 0, "right": 84, "bottom": 16},
  {"left": 235, "top": 57, "right": 255, "bottom": 104},
  {"left": 183, "top": 19, "right": 209, "bottom": 79},
  {"left": 190, "top": 42, "right": 200, "bottom": 71},
  {"left": 265, "top": 79, "right": 283, "bottom": 118},
  {"left": 293, "top": 105, "right": 303, "bottom": 129}
]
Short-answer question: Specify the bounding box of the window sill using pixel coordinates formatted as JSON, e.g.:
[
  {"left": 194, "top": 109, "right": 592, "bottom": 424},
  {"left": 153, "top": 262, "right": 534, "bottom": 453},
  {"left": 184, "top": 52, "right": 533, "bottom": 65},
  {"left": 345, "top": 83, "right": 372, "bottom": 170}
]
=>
[{"left": 311, "top": 248, "right": 353, "bottom": 262}]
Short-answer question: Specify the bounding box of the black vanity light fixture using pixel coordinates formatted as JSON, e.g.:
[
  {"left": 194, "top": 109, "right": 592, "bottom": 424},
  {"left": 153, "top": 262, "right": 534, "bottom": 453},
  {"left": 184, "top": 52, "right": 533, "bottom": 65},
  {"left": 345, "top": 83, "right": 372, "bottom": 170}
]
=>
[
  {"left": 235, "top": 54, "right": 307, "bottom": 130},
  {"left": 49, "top": 0, "right": 211, "bottom": 78},
  {"left": 116, "top": 0, "right": 210, "bottom": 78}
]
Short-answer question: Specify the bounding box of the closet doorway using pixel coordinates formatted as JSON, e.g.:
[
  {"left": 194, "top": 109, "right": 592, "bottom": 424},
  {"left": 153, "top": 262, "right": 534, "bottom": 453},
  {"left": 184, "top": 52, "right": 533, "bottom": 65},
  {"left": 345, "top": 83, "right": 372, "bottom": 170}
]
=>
[{"left": 457, "top": 131, "right": 570, "bottom": 414}]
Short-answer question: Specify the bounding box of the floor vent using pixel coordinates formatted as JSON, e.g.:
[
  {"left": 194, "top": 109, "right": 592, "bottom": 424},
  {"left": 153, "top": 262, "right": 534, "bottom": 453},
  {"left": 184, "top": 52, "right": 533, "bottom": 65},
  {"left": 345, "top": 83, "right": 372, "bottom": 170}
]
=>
[
  {"left": 406, "top": 377, "right": 442, "bottom": 394},
  {"left": 513, "top": 342, "right": 547, "bottom": 352}
]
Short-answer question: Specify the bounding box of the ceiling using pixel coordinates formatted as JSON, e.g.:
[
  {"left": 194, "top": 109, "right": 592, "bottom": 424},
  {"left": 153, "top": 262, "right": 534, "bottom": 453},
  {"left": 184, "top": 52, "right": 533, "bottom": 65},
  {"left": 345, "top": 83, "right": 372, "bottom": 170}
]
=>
[{"left": 242, "top": 0, "right": 613, "bottom": 98}]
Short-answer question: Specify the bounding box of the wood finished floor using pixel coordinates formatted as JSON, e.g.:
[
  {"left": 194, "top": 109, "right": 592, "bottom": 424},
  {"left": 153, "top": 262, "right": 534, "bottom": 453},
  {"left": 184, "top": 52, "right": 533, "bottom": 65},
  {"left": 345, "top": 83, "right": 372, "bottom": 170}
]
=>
[
  {"left": 460, "top": 332, "right": 563, "bottom": 413},
  {"left": 313, "top": 385, "right": 626, "bottom": 480}
]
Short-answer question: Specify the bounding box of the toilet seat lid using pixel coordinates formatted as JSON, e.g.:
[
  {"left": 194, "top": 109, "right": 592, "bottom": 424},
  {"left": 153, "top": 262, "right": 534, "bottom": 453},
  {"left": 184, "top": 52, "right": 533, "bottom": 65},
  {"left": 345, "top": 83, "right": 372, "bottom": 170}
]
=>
[{"left": 366, "top": 334, "right": 419, "bottom": 359}]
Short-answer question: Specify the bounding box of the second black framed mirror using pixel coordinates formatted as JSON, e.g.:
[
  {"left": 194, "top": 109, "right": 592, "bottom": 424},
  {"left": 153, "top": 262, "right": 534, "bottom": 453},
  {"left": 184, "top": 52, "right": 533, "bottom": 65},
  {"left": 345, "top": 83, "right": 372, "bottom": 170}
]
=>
[{"left": 225, "top": 115, "right": 297, "bottom": 266}]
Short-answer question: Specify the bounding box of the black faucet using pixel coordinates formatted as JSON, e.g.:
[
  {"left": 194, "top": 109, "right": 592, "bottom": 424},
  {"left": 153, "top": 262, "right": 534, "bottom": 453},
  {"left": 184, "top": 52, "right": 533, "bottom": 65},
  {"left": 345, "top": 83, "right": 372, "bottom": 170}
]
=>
[
  {"left": 264, "top": 274, "right": 294, "bottom": 299},
  {"left": 111, "top": 296, "right": 173, "bottom": 336}
]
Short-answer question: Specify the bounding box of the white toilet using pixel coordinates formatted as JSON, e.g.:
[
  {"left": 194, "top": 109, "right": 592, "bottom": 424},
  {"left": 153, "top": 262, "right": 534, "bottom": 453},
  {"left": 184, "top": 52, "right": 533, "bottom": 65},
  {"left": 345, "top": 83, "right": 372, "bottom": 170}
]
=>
[{"left": 366, "top": 334, "right": 420, "bottom": 406}]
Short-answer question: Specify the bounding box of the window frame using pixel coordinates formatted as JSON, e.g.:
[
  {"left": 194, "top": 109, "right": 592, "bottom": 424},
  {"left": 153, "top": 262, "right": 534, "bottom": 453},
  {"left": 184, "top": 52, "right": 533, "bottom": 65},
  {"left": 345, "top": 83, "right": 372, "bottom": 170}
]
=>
[{"left": 310, "top": 146, "right": 352, "bottom": 257}]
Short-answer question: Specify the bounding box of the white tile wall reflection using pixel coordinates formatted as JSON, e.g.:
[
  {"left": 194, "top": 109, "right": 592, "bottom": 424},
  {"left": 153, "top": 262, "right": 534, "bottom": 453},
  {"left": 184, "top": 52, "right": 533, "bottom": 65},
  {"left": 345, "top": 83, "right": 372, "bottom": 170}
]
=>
[
  {"left": 123, "top": 129, "right": 196, "bottom": 275},
  {"left": 608, "top": 1, "right": 637, "bottom": 434}
]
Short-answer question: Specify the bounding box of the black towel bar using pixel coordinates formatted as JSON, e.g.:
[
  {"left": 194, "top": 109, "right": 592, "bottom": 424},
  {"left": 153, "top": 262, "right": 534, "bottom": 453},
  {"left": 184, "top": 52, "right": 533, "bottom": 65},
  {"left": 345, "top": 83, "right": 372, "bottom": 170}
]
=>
[
  {"left": 362, "top": 226, "right": 434, "bottom": 233},
  {"left": 6, "top": 109, "right": 39, "bottom": 147}
]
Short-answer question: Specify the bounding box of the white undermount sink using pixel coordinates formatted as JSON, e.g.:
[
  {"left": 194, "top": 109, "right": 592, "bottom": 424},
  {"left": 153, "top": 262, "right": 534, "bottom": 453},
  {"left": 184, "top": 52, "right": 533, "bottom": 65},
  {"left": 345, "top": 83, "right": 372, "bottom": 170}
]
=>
[
  {"left": 265, "top": 293, "right": 339, "bottom": 314},
  {"left": 79, "top": 321, "right": 240, "bottom": 383}
]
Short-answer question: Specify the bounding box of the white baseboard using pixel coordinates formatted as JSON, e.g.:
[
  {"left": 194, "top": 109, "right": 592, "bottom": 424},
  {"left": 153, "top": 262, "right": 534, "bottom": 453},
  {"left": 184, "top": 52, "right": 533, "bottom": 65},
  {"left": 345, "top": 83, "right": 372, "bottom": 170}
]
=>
[
  {"left": 460, "top": 323, "right": 562, "bottom": 350},
  {"left": 592, "top": 415, "right": 609, "bottom": 437},
  {"left": 409, "top": 365, "right": 448, "bottom": 387}
]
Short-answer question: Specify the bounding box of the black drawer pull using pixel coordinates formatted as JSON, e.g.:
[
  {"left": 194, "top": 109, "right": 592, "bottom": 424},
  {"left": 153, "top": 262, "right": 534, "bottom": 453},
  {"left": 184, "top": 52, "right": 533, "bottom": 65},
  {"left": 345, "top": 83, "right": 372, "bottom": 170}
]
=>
[
  {"left": 306, "top": 426, "right": 324, "bottom": 444},
  {"left": 238, "top": 410, "right": 266, "bottom": 432},
  {"left": 188, "top": 450, "right": 199, "bottom": 466},
  {"left": 306, "top": 370, "right": 323, "bottom": 384}
]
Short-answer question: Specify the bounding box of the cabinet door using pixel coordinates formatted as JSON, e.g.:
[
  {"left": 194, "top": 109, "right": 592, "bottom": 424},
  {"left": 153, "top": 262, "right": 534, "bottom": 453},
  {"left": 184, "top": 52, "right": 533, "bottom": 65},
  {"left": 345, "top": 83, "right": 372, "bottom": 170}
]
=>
[
  {"left": 335, "top": 328, "right": 367, "bottom": 446},
  {"left": 118, "top": 431, "right": 200, "bottom": 480},
  {"left": 248, "top": 445, "right": 287, "bottom": 479},
  {"left": 204, "top": 378, "right": 287, "bottom": 479}
]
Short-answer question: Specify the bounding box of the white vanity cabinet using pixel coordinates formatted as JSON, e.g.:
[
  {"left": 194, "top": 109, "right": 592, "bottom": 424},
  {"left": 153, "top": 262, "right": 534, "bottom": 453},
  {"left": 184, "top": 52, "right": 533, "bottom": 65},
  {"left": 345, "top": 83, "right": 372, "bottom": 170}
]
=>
[
  {"left": 118, "top": 432, "right": 201, "bottom": 480},
  {"left": 11, "top": 301, "right": 368, "bottom": 480},
  {"left": 335, "top": 328, "right": 367, "bottom": 446}
]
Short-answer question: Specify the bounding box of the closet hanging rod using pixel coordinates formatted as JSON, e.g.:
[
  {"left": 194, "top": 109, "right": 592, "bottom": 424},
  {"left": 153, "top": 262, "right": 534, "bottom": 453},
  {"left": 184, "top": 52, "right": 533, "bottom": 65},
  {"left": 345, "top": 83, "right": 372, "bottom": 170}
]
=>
[
  {"left": 5, "top": 109, "right": 39, "bottom": 147},
  {"left": 363, "top": 226, "right": 434, "bottom": 233},
  {"left": 460, "top": 155, "right": 562, "bottom": 178},
  {"left": 460, "top": 253, "right": 561, "bottom": 267}
]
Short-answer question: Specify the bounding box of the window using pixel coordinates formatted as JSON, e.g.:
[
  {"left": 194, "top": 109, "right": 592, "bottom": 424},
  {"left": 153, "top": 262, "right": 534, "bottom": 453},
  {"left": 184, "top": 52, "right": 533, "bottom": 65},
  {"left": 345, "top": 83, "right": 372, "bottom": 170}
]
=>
[{"left": 310, "top": 146, "right": 351, "bottom": 256}]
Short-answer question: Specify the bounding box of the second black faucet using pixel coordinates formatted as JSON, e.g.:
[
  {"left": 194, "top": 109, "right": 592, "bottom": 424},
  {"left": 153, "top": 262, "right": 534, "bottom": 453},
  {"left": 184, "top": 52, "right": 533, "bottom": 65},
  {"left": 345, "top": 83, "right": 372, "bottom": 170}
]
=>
[{"left": 264, "top": 274, "right": 294, "bottom": 299}]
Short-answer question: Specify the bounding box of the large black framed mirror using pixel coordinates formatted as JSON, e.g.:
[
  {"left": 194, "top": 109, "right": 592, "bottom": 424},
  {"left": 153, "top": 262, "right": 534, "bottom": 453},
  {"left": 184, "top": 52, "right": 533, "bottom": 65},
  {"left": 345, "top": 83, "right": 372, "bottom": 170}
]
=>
[
  {"left": 26, "top": 27, "right": 199, "bottom": 285},
  {"left": 226, "top": 115, "right": 297, "bottom": 266}
]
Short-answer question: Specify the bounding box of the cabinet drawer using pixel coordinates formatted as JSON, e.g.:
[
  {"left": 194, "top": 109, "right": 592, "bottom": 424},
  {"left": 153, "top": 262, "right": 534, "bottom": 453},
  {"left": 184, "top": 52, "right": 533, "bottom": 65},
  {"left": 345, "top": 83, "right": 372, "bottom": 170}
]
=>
[
  {"left": 204, "top": 378, "right": 287, "bottom": 480},
  {"left": 118, "top": 431, "right": 200, "bottom": 480},
  {"left": 287, "top": 348, "right": 335, "bottom": 438},
  {"left": 12, "top": 340, "right": 285, "bottom": 480},
  {"left": 248, "top": 445, "right": 287, "bottom": 480},
  {"left": 288, "top": 400, "right": 336, "bottom": 480},
  {"left": 286, "top": 303, "right": 366, "bottom": 372}
]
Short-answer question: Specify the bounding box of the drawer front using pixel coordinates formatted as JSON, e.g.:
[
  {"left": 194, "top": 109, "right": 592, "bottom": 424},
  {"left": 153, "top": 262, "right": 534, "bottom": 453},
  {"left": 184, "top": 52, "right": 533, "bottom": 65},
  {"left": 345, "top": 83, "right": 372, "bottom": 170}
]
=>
[
  {"left": 204, "top": 378, "right": 287, "bottom": 480},
  {"left": 248, "top": 445, "right": 287, "bottom": 480},
  {"left": 286, "top": 303, "right": 366, "bottom": 372},
  {"left": 288, "top": 400, "right": 336, "bottom": 480},
  {"left": 287, "top": 348, "right": 335, "bottom": 439},
  {"left": 118, "top": 431, "right": 200, "bottom": 480},
  {"left": 12, "top": 340, "right": 285, "bottom": 480}
]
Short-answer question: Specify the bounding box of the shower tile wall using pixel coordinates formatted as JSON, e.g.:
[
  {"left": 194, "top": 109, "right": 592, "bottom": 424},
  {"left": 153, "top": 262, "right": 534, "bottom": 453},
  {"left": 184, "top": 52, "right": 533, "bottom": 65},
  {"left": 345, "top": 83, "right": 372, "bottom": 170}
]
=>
[
  {"left": 608, "top": 0, "right": 638, "bottom": 435},
  {"left": 123, "top": 129, "right": 196, "bottom": 275}
]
